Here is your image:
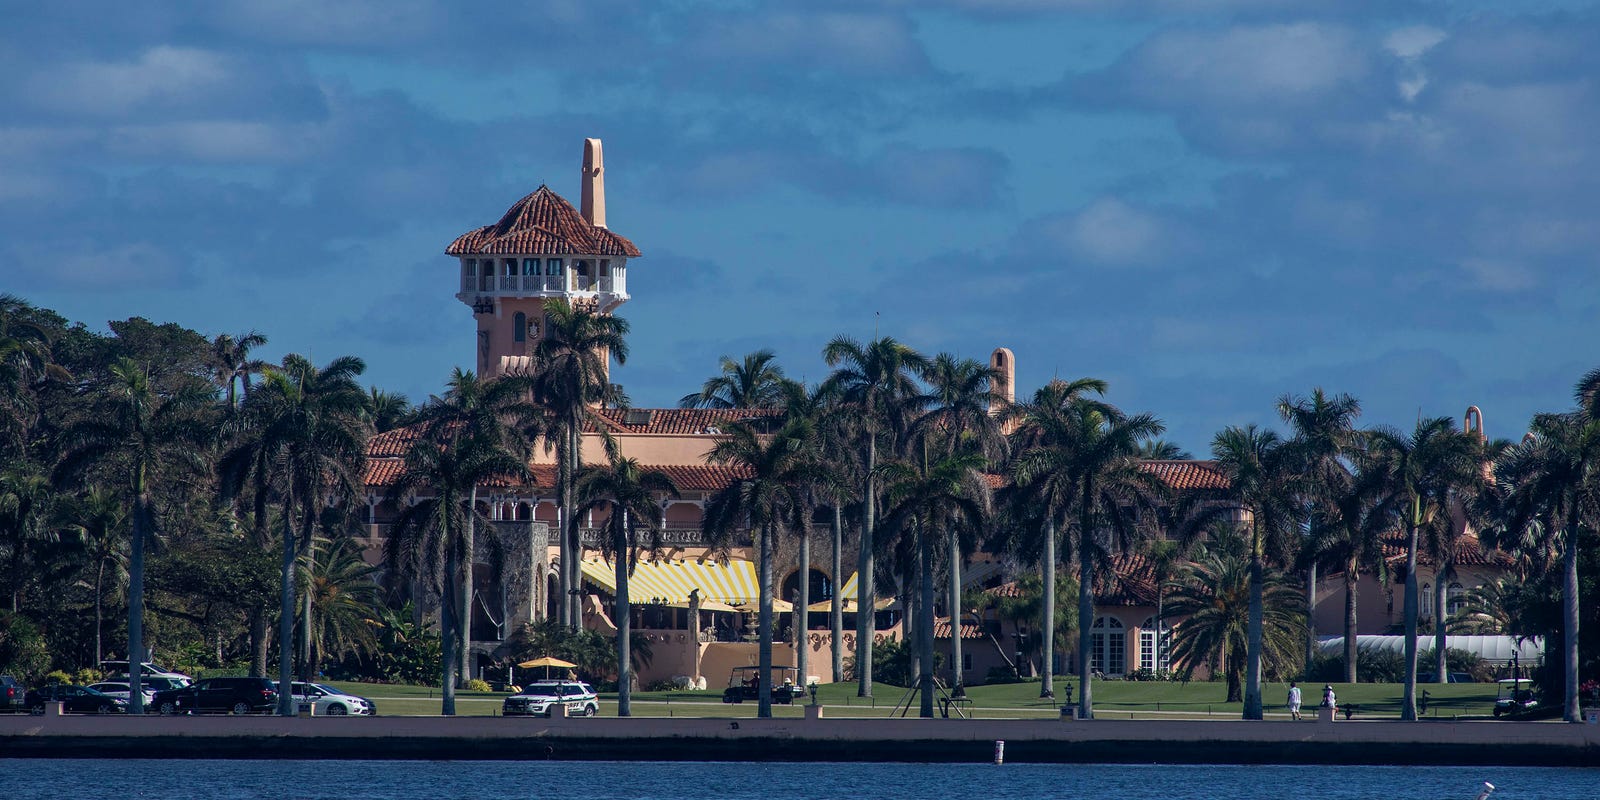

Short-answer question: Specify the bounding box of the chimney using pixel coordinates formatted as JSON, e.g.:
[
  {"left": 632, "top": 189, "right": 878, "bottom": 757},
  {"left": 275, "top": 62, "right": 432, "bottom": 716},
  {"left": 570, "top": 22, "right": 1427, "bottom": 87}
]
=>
[{"left": 581, "top": 138, "right": 606, "bottom": 228}]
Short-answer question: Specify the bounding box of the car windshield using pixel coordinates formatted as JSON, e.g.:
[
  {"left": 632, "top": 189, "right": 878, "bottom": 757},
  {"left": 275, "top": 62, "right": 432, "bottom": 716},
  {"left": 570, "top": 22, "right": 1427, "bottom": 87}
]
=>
[
  {"left": 311, "top": 684, "right": 342, "bottom": 695},
  {"left": 523, "top": 684, "right": 563, "bottom": 697}
]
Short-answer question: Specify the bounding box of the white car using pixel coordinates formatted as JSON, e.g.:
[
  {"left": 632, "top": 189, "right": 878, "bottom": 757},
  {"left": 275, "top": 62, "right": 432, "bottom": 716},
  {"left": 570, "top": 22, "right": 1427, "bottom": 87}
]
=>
[
  {"left": 502, "top": 681, "right": 598, "bottom": 717},
  {"left": 86, "top": 681, "right": 156, "bottom": 707},
  {"left": 99, "top": 661, "right": 193, "bottom": 688},
  {"left": 278, "top": 682, "right": 376, "bottom": 716}
]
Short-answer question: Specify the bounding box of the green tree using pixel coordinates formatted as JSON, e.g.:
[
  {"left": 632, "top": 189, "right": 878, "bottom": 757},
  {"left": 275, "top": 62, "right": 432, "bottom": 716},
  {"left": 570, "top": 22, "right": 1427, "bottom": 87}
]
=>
[
  {"left": 54, "top": 357, "right": 213, "bottom": 713},
  {"left": 1006, "top": 379, "right": 1166, "bottom": 717},
  {"left": 209, "top": 331, "right": 268, "bottom": 410},
  {"left": 59, "top": 487, "right": 128, "bottom": 666},
  {"left": 0, "top": 465, "right": 55, "bottom": 613},
  {"left": 365, "top": 387, "right": 415, "bottom": 434},
  {"left": 1366, "top": 417, "right": 1483, "bottom": 721},
  {"left": 1166, "top": 531, "right": 1306, "bottom": 702},
  {"left": 531, "top": 299, "right": 629, "bottom": 629},
  {"left": 821, "top": 336, "right": 928, "bottom": 698},
  {"left": 678, "top": 349, "right": 789, "bottom": 410},
  {"left": 1490, "top": 410, "right": 1599, "bottom": 723},
  {"left": 575, "top": 455, "right": 677, "bottom": 715},
  {"left": 705, "top": 416, "right": 825, "bottom": 718}
]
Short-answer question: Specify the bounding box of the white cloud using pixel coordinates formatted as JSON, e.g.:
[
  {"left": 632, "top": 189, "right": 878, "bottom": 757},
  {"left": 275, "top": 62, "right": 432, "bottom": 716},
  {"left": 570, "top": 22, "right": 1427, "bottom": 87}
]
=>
[
  {"left": 1117, "top": 23, "right": 1371, "bottom": 107},
  {"left": 35, "top": 47, "right": 232, "bottom": 118}
]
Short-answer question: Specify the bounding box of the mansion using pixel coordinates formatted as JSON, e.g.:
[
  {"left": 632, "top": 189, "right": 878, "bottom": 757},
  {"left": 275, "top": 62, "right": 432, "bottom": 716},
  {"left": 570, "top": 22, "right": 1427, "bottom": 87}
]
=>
[{"left": 358, "top": 139, "right": 1527, "bottom": 689}]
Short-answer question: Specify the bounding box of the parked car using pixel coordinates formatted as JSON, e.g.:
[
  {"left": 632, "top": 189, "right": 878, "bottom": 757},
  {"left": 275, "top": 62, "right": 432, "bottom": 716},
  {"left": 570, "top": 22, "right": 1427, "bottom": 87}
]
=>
[
  {"left": 502, "top": 681, "right": 598, "bottom": 717},
  {"left": 151, "top": 676, "right": 278, "bottom": 715},
  {"left": 25, "top": 684, "right": 128, "bottom": 715},
  {"left": 99, "top": 661, "right": 192, "bottom": 687},
  {"left": 277, "top": 682, "right": 376, "bottom": 716},
  {"left": 1, "top": 675, "right": 27, "bottom": 713},
  {"left": 87, "top": 681, "right": 156, "bottom": 707}
]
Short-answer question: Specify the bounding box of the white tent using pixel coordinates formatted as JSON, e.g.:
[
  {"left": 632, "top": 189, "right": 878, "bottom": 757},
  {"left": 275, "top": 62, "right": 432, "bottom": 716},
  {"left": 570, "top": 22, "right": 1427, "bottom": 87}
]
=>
[{"left": 1317, "top": 635, "right": 1542, "bottom": 666}]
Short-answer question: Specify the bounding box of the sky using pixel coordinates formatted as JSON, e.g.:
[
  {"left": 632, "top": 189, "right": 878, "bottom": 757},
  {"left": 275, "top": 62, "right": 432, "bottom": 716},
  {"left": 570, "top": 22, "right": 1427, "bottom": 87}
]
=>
[{"left": 4, "top": 0, "right": 1598, "bottom": 454}]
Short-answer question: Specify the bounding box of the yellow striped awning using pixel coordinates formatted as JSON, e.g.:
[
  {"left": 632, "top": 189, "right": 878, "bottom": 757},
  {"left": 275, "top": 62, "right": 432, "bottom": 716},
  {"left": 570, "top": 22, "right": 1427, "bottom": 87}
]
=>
[{"left": 581, "top": 558, "right": 767, "bottom": 606}]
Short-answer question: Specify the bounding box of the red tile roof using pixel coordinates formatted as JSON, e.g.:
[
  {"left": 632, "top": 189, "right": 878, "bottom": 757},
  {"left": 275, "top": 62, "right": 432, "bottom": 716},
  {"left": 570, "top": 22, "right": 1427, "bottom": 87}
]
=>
[
  {"left": 981, "top": 551, "right": 1163, "bottom": 608},
  {"left": 591, "top": 408, "right": 782, "bottom": 435},
  {"left": 1379, "top": 533, "right": 1514, "bottom": 569},
  {"left": 446, "top": 186, "right": 641, "bottom": 258},
  {"left": 1140, "top": 460, "right": 1230, "bottom": 490},
  {"left": 933, "top": 617, "right": 986, "bottom": 640},
  {"left": 655, "top": 464, "right": 754, "bottom": 491}
]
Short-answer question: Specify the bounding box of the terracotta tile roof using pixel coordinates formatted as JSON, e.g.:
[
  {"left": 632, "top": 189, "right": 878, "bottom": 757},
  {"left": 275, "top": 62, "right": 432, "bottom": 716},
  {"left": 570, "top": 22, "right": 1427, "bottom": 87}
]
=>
[
  {"left": 983, "top": 460, "right": 1229, "bottom": 492},
  {"left": 1140, "top": 460, "right": 1230, "bottom": 490},
  {"left": 933, "top": 616, "right": 986, "bottom": 640},
  {"left": 589, "top": 407, "right": 782, "bottom": 435},
  {"left": 364, "top": 458, "right": 559, "bottom": 490},
  {"left": 369, "top": 425, "right": 427, "bottom": 457},
  {"left": 1379, "top": 533, "right": 1515, "bottom": 569},
  {"left": 655, "top": 464, "right": 754, "bottom": 491},
  {"left": 366, "top": 459, "right": 405, "bottom": 487},
  {"left": 982, "top": 552, "right": 1162, "bottom": 608},
  {"left": 446, "top": 186, "right": 641, "bottom": 258}
]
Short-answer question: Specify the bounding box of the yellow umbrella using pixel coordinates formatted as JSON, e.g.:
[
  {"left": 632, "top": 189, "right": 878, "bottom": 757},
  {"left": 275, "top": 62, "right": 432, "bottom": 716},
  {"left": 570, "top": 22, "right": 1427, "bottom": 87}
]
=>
[
  {"left": 517, "top": 655, "right": 579, "bottom": 681},
  {"left": 667, "top": 598, "right": 739, "bottom": 613},
  {"left": 733, "top": 599, "right": 794, "bottom": 613}
]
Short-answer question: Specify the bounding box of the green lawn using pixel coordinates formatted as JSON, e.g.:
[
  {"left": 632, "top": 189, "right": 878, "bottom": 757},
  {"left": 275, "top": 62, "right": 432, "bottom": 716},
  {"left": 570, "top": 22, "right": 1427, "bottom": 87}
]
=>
[{"left": 325, "top": 678, "right": 1502, "bottom": 719}]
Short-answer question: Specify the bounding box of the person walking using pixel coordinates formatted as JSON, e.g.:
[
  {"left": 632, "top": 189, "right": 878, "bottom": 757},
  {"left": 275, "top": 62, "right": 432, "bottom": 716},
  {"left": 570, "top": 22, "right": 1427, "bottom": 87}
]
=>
[
  {"left": 1321, "top": 684, "right": 1337, "bottom": 714},
  {"left": 1287, "top": 682, "right": 1302, "bottom": 720}
]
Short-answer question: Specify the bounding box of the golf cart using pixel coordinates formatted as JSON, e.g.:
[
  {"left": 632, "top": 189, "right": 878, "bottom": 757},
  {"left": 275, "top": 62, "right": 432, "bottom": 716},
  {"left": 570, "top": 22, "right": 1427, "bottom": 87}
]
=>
[
  {"left": 1493, "top": 678, "right": 1537, "bottom": 718},
  {"left": 721, "top": 666, "right": 804, "bottom": 705}
]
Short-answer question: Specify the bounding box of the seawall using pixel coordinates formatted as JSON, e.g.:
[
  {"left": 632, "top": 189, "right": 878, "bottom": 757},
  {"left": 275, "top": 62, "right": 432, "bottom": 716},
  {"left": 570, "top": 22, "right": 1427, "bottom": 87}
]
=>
[{"left": 3, "top": 713, "right": 1596, "bottom": 766}]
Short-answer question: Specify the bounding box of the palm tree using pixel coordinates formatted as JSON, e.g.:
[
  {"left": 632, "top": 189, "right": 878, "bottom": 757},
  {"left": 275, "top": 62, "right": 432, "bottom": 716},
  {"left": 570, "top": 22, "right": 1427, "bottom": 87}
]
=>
[
  {"left": 879, "top": 448, "right": 990, "bottom": 716},
  {"left": 247, "top": 354, "right": 370, "bottom": 711},
  {"left": 679, "top": 349, "right": 789, "bottom": 410},
  {"left": 916, "top": 353, "right": 1004, "bottom": 694},
  {"left": 299, "top": 535, "right": 383, "bottom": 673},
  {"left": 1277, "top": 389, "right": 1361, "bottom": 668},
  {"left": 1166, "top": 532, "right": 1306, "bottom": 702},
  {"left": 1007, "top": 379, "right": 1166, "bottom": 717},
  {"left": 1189, "top": 424, "right": 1303, "bottom": 720},
  {"left": 779, "top": 380, "right": 855, "bottom": 684},
  {"left": 210, "top": 331, "right": 269, "bottom": 410},
  {"left": 704, "top": 416, "right": 825, "bottom": 718},
  {"left": 821, "top": 336, "right": 928, "bottom": 697},
  {"left": 1366, "top": 417, "right": 1483, "bottom": 721},
  {"left": 1490, "top": 410, "right": 1599, "bottom": 723},
  {"left": 1303, "top": 462, "right": 1395, "bottom": 682},
  {"left": 574, "top": 455, "right": 678, "bottom": 716},
  {"left": 366, "top": 388, "right": 414, "bottom": 433},
  {"left": 0, "top": 465, "right": 55, "bottom": 613},
  {"left": 531, "top": 299, "right": 630, "bottom": 629},
  {"left": 1136, "top": 440, "right": 1193, "bottom": 460},
  {"left": 0, "top": 295, "right": 68, "bottom": 450},
  {"left": 60, "top": 487, "right": 128, "bottom": 666},
  {"left": 54, "top": 358, "right": 213, "bottom": 713},
  {"left": 412, "top": 368, "right": 540, "bottom": 685}
]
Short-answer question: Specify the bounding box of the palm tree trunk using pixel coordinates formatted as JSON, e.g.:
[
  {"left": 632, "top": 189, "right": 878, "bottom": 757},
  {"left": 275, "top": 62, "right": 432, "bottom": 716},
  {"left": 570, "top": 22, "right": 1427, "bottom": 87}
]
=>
[
  {"left": 94, "top": 561, "right": 105, "bottom": 668},
  {"left": 918, "top": 518, "right": 935, "bottom": 718},
  {"left": 441, "top": 559, "right": 459, "bottom": 716},
  {"left": 1075, "top": 519, "right": 1094, "bottom": 720},
  {"left": 1040, "top": 515, "right": 1056, "bottom": 698},
  {"left": 758, "top": 522, "right": 774, "bottom": 718},
  {"left": 856, "top": 436, "right": 876, "bottom": 698},
  {"left": 1401, "top": 504, "right": 1421, "bottom": 721},
  {"left": 301, "top": 580, "right": 313, "bottom": 682},
  {"left": 831, "top": 505, "right": 844, "bottom": 683},
  {"left": 614, "top": 510, "right": 631, "bottom": 717},
  {"left": 461, "top": 485, "right": 477, "bottom": 686},
  {"left": 1562, "top": 507, "right": 1580, "bottom": 723},
  {"left": 796, "top": 522, "right": 810, "bottom": 686},
  {"left": 1343, "top": 566, "right": 1358, "bottom": 683},
  {"left": 250, "top": 470, "right": 270, "bottom": 678},
  {"left": 1244, "top": 549, "right": 1264, "bottom": 720},
  {"left": 1305, "top": 562, "right": 1317, "bottom": 670},
  {"left": 559, "top": 422, "right": 575, "bottom": 628},
  {"left": 948, "top": 528, "right": 963, "bottom": 691},
  {"left": 1434, "top": 562, "right": 1450, "bottom": 685},
  {"left": 277, "top": 505, "right": 296, "bottom": 716},
  {"left": 127, "top": 481, "right": 148, "bottom": 715},
  {"left": 568, "top": 419, "right": 584, "bottom": 629}
]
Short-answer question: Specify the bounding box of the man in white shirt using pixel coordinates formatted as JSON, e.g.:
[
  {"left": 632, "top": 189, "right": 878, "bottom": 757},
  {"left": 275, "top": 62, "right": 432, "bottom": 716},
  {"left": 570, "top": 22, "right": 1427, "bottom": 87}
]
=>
[{"left": 1287, "top": 682, "right": 1302, "bottom": 720}]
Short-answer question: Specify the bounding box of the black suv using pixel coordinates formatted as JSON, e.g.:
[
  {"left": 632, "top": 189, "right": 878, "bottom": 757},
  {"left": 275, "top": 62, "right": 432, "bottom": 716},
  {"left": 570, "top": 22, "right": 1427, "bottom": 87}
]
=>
[
  {"left": 24, "top": 684, "right": 127, "bottom": 715},
  {"left": 151, "top": 677, "right": 278, "bottom": 715},
  {"left": 1, "top": 675, "right": 25, "bottom": 713}
]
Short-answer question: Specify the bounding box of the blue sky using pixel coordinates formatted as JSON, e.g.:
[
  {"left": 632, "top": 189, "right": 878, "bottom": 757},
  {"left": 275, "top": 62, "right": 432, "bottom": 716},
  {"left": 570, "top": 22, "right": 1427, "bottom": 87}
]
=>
[{"left": 5, "top": 0, "right": 1598, "bottom": 454}]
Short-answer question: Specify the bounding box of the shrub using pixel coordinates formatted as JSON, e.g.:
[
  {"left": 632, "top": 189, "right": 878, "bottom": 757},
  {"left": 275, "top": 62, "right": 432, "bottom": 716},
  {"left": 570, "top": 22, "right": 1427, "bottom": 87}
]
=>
[
  {"left": 983, "top": 666, "right": 1024, "bottom": 685},
  {"left": 43, "top": 669, "right": 74, "bottom": 686},
  {"left": 644, "top": 679, "right": 680, "bottom": 692},
  {"left": 0, "top": 612, "right": 50, "bottom": 682},
  {"left": 463, "top": 678, "right": 493, "bottom": 692}
]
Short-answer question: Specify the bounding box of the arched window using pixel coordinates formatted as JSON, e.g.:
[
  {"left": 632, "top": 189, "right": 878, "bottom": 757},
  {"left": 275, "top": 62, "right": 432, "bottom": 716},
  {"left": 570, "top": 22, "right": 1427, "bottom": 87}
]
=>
[
  {"left": 1090, "top": 616, "right": 1125, "bottom": 676},
  {"left": 1446, "top": 582, "right": 1467, "bottom": 617},
  {"left": 1421, "top": 583, "right": 1433, "bottom": 616},
  {"left": 513, "top": 312, "right": 526, "bottom": 342},
  {"left": 1139, "top": 616, "right": 1170, "bottom": 672}
]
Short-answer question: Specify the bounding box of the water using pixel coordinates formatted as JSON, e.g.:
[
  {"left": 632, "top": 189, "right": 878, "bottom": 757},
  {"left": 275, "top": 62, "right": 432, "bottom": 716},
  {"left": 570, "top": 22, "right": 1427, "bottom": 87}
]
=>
[{"left": 2, "top": 760, "right": 1593, "bottom": 800}]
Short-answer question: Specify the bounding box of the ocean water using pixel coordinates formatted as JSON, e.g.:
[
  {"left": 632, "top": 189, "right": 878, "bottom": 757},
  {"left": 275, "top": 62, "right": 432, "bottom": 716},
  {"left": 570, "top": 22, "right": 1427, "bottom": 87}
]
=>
[{"left": 2, "top": 760, "right": 1593, "bottom": 800}]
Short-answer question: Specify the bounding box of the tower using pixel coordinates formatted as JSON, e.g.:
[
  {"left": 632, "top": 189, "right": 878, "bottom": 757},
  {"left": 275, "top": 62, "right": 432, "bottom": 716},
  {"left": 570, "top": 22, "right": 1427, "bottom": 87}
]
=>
[{"left": 445, "top": 138, "right": 641, "bottom": 378}]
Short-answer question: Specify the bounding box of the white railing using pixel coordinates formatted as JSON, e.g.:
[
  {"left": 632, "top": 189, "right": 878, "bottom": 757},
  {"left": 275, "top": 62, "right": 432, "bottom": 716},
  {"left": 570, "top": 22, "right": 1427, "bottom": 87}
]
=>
[
  {"left": 521, "top": 276, "right": 540, "bottom": 291},
  {"left": 460, "top": 277, "right": 474, "bottom": 292},
  {"left": 545, "top": 275, "right": 563, "bottom": 291},
  {"left": 599, "top": 275, "right": 614, "bottom": 292},
  {"left": 499, "top": 276, "right": 517, "bottom": 291},
  {"left": 478, "top": 277, "right": 494, "bottom": 292}
]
